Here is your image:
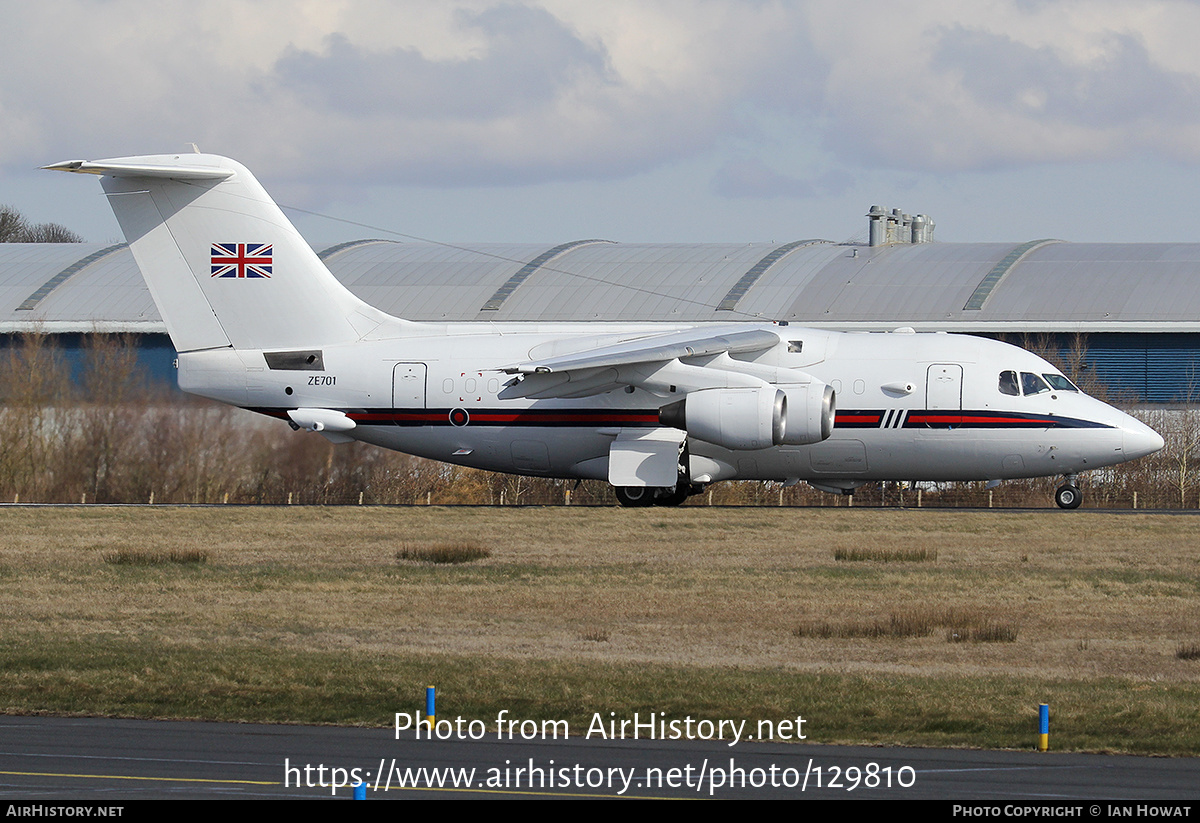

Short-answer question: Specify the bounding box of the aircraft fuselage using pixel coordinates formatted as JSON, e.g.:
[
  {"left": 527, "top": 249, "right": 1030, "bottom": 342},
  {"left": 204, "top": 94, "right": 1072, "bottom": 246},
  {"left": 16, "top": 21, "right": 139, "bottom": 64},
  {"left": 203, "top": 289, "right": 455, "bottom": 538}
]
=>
[{"left": 178, "top": 322, "right": 1158, "bottom": 488}]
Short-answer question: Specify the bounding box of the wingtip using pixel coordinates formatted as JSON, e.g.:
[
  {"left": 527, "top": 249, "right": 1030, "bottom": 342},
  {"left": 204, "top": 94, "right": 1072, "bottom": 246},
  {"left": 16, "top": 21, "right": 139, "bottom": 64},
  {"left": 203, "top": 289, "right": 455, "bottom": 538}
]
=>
[{"left": 41, "top": 160, "right": 87, "bottom": 173}]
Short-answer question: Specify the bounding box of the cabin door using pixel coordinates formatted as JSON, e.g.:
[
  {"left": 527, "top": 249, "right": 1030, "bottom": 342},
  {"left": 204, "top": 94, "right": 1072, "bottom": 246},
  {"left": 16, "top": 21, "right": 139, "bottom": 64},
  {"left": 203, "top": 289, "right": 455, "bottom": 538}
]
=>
[{"left": 392, "top": 363, "right": 428, "bottom": 409}]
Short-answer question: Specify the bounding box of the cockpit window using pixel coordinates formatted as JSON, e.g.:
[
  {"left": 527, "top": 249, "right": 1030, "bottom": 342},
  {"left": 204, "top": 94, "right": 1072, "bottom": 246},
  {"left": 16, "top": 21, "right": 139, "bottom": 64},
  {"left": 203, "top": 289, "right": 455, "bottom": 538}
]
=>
[
  {"left": 1043, "top": 373, "right": 1078, "bottom": 392},
  {"left": 998, "top": 370, "right": 1019, "bottom": 396},
  {"left": 1021, "top": 372, "right": 1050, "bottom": 396}
]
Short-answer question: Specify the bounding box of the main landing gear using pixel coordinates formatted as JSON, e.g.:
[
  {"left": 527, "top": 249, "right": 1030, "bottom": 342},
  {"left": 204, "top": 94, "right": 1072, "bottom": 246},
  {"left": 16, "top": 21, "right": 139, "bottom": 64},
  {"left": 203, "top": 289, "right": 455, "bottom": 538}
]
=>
[
  {"left": 1054, "top": 474, "right": 1082, "bottom": 510},
  {"left": 614, "top": 485, "right": 698, "bottom": 508}
]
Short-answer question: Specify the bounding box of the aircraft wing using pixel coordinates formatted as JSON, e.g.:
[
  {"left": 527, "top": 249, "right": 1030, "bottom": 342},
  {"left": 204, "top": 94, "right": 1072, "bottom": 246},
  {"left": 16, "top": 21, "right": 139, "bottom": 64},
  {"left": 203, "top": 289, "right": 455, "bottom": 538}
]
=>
[
  {"left": 499, "top": 323, "right": 835, "bottom": 449},
  {"left": 499, "top": 326, "right": 785, "bottom": 399},
  {"left": 505, "top": 327, "right": 781, "bottom": 376}
]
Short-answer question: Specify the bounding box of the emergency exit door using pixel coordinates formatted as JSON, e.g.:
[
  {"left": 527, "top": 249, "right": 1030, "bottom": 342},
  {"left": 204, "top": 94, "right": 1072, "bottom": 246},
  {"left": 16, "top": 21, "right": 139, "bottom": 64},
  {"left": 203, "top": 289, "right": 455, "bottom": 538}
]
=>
[
  {"left": 926, "top": 363, "right": 962, "bottom": 410},
  {"left": 392, "top": 363, "right": 427, "bottom": 409}
]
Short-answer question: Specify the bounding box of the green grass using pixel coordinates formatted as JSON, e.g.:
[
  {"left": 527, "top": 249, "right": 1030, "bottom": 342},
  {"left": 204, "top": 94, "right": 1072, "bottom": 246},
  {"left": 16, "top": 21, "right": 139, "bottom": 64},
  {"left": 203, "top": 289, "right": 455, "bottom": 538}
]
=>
[
  {"left": 3, "top": 506, "right": 1200, "bottom": 755},
  {"left": 1, "top": 635, "right": 1198, "bottom": 754}
]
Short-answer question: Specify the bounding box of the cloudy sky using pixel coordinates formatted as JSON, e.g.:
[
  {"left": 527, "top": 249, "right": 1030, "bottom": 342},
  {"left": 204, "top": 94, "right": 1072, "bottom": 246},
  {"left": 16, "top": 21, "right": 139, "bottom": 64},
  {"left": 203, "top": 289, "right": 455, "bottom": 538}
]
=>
[{"left": 7, "top": 0, "right": 1200, "bottom": 246}]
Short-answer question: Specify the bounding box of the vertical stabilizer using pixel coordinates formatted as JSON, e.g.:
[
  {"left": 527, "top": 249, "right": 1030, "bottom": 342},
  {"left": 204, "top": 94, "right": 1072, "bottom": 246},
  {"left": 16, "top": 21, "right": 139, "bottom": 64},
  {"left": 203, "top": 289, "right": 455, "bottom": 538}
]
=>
[{"left": 45, "top": 154, "right": 403, "bottom": 352}]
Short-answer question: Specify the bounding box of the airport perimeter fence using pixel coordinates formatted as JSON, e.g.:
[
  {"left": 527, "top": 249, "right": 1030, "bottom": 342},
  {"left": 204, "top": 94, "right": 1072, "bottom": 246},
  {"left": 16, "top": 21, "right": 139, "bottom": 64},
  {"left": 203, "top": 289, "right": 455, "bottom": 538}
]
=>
[{"left": 0, "top": 468, "right": 1186, "bottom": 510}]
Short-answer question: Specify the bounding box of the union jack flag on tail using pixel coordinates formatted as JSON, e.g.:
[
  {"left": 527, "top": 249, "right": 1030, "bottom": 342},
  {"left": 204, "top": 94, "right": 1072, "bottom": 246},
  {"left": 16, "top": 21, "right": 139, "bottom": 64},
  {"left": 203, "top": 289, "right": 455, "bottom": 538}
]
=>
[{"left": 211, "top": 243, "right": 272, "bottom": 278}]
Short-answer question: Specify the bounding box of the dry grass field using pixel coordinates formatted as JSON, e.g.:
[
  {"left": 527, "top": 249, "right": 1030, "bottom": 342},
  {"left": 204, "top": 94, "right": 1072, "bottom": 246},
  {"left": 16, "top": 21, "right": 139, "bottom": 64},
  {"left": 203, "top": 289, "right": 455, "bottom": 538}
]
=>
[{"left": 1, "top": 505, "right": 1198, "bottom": 753}]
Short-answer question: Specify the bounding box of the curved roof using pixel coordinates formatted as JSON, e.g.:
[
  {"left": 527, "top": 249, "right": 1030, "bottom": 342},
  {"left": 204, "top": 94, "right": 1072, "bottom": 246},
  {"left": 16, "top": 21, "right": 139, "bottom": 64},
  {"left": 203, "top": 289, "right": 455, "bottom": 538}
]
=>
[{"left": 3, "top": 237, "right": 1199, "bottom": 334}]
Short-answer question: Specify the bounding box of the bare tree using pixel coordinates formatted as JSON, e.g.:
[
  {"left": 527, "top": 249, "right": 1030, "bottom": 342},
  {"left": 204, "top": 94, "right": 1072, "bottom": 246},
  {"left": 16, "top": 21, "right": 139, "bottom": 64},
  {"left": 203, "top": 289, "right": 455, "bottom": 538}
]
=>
[
  {"left": 0, "top": 205, "right": 82, "bottom": 243},
  {"left": 1163, "top": 381, "right": 1200, "bottom": 508},
  {"left": 0, "top": 206, "right": 26, "bottom": 243},
  {"left": 20, "top": 222, "right": 83, "bottom": 243}
]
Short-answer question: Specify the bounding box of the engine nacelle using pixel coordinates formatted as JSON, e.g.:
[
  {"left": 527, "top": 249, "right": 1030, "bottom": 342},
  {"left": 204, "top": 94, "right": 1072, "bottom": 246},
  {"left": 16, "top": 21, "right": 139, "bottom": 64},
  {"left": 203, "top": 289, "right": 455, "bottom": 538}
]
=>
[
  {"left": 659, "top": 387, "right": 785, "bottom": 450},
  {"left": 779, "top": 383, "right": 836, "bottom": 445}
]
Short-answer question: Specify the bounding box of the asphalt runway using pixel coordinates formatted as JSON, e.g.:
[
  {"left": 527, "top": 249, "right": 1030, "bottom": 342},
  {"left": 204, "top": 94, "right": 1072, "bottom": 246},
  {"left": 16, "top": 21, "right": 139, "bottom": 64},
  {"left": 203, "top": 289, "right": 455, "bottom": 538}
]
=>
[{"left": 0, "top": 716, "right": 1196, "bottom": 800}]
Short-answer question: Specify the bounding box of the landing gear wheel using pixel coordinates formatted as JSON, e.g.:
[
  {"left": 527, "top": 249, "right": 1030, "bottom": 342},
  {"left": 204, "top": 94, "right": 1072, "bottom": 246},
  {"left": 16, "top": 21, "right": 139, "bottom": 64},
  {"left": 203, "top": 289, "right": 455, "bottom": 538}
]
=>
[
  {"left": 1055, "top": 484, "right": 1082, "bottom": 510},
  {"left": 614, "top": 486, "right": 654, "bottom": 507},
  {"left": 653, "top": 486, "right": 689, "bottom": 507}
]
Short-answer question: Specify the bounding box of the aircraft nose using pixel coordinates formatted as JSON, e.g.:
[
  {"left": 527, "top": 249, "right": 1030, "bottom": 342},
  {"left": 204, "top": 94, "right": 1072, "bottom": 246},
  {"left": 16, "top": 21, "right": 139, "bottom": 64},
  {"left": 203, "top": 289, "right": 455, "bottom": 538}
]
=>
[{"left": 1122, "top": 418, "right": 1165, "bottom": 461}]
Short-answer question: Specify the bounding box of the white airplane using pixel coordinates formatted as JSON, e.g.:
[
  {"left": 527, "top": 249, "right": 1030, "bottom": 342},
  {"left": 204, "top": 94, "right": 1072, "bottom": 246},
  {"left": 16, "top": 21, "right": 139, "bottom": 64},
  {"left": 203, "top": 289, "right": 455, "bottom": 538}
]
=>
[{"left": 47, "top": 153, "right": 1164, "bottom": 509}]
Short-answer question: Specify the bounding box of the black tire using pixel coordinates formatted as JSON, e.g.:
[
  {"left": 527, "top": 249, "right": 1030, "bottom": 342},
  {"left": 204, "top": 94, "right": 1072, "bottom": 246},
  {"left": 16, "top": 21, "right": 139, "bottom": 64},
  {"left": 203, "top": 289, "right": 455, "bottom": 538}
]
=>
[
  {"left": 614, "top": 486, "right": 654, "bottom": 507},
  {"left": 1055, "top": 484, "right": 1082, "bottom": 510},
  {"left": 652, "top": 486, "right": 689, "bottom": 507}
]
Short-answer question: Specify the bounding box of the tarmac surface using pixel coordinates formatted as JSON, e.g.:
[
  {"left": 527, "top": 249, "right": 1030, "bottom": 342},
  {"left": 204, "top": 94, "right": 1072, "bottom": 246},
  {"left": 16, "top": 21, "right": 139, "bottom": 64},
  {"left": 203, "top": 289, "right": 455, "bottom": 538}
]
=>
[{"left": 0, "top": 715, "right": 1196, "bottom": 800}]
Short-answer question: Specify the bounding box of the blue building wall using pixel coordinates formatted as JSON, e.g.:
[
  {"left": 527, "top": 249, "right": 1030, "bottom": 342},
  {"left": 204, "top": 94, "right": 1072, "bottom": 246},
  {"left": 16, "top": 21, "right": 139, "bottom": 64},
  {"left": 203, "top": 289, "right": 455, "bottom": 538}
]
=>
[
  {"left": 1077, "top": 334, "right": 1200, "bottom": 403},
  {"left": 0, "top": 333, "right": 179, "bottom": 395},
  {"left": 990, "top": 333, "right": 1200, "bottom": 404}
]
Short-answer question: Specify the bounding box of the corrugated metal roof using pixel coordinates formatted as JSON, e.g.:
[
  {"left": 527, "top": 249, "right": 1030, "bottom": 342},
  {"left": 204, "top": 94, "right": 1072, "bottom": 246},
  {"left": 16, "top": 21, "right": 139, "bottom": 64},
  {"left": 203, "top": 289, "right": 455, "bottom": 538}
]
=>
[
  {"left": 4, "top": 238, "right": 1200, "bottom": 333},
  {"left": 963, "top": 239, "right": 1061, "bottom": 310},
  {"left": 717, "top": 239, "right": 827, "bottom": 312},
  {"left": 478, "top": 239, "right": 615, "bottom": 314}
]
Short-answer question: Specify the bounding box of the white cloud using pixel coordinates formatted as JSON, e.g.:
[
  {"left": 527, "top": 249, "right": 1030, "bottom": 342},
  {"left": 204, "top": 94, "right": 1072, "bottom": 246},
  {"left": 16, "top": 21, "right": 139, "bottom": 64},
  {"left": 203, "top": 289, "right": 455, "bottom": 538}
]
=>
[
  {"left": 803, "top": 0, "right": 1200, "bottom": 170},
  {"left": 6, "top": 0, "right": 1200, "bottom": 199}
]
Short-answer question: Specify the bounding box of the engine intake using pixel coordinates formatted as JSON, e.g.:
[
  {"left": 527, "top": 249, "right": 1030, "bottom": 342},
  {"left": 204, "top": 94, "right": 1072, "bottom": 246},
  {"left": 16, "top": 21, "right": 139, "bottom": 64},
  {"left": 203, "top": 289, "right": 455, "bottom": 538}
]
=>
[{"left": 779, "top": 383, "right": 836, "bottom": 445}]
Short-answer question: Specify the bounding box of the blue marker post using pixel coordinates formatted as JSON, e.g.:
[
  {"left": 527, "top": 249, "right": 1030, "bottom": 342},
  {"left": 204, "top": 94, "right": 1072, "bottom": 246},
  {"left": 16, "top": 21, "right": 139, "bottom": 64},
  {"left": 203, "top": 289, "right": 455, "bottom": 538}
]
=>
[
  {"left": 425, "top": 685, "right": 436, "bottom": 732},
  {"left": 1038, "top": 703, "right": 1049, "bottom": 752},
  {"left": 353, "top": 780, "right": 366, "bottom": 800}
]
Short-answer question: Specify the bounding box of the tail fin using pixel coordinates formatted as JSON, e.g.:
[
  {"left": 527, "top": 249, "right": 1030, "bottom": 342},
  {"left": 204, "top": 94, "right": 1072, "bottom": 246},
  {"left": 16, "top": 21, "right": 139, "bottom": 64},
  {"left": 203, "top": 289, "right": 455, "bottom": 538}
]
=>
[{"left": 45, "top": 154, "right": 403, "bottom": 352}]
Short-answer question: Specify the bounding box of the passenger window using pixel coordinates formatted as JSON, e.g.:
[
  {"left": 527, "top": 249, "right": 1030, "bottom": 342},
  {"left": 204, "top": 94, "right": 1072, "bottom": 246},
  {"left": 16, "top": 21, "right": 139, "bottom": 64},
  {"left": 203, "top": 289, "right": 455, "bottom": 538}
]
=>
[
  {"left": 1021, "top": 372, "right": 1050, "bottom": 396},
  {"left": 998, "top": 370, "right": 1019, "bottom": 396},
  {"left": 1043, "top": 373, "right": 1078, "bottom": 392}
]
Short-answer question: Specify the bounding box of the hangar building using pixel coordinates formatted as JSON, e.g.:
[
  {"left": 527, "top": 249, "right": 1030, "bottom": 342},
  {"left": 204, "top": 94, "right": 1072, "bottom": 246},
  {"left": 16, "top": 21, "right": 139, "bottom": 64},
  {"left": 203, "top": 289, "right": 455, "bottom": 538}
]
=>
[{"left": 1, "top": 209, "right": 1196, "bottom": 403}]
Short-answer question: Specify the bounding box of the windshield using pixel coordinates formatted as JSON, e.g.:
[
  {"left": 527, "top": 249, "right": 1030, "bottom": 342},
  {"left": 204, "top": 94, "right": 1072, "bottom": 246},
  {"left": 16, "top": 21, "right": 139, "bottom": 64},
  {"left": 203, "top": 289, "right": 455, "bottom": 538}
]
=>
[
  {"left": 1042, "top": 373, "right": 1079, "bottom": 392},
  {"left": 1021, "top": 372, "right": 1050, "bottom": 396},
  {"left": 998, "top": 370, "right": 1019, "bottom": 396}
]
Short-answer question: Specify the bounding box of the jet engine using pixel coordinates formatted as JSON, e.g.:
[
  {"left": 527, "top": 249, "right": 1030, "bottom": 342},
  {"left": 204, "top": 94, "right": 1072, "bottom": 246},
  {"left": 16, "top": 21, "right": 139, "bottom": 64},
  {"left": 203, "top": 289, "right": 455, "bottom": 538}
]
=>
[
  {"left": 658, "top": 386, "right": 785, "bottom": 450},
  {"left": 658, "top": 382, "right": 835, "bottom": 450},
  {"left": 778, "top": 383, "right": 836, "bottom": 445}
]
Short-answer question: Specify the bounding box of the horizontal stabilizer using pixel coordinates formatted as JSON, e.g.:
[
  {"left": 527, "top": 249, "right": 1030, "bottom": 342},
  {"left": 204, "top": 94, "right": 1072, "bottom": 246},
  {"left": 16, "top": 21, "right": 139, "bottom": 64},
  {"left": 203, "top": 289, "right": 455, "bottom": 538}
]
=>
[{"left": 43, "top": 159, "right": 234, "bottom": 180}]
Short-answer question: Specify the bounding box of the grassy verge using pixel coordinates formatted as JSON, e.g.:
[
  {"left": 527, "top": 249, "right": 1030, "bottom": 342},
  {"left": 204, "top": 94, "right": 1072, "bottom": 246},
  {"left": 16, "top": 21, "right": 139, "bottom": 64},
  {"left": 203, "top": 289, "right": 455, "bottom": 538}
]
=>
[
  {"left": 2, "top": 506, "right": 1199, "bottom": 754},
  {"left": 3, "top": 636, "right": 1199, "bottom": 754}
]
